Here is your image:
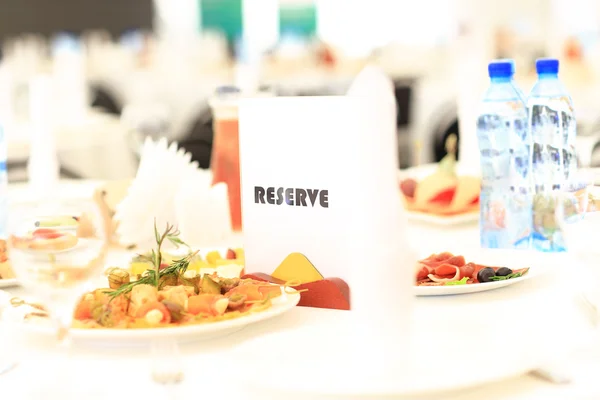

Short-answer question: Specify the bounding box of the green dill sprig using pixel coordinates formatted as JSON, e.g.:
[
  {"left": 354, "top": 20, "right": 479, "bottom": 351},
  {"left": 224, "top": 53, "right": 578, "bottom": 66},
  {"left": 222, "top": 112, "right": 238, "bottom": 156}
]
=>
[{"left": 105, "top": 221, "right": 194, "bottom": 299}]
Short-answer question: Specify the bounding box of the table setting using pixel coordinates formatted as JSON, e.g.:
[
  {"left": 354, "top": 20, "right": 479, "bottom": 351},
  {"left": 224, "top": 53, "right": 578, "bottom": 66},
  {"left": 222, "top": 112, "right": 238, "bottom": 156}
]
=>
[{"left": 1, "top": 64, "right": 600, "bottom": 400}]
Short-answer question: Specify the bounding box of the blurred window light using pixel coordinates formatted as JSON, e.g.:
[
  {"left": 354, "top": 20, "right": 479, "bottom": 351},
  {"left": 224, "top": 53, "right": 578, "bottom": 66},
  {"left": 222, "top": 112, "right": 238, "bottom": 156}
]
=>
[
  {"left": 552, "top": 0, "right": 598, "bottom": 35},
  {"left": 242, "top": 0, "right": 279, "bottom": 54},
  {"left": 551, "top": 0, "right": 600, "bottom": 55},
  {"left": 386, "top": 0, "right": 456, "bottom": 46},
  {"left": 154, "top": 0, "right": 199, "bottom": 38},
  {"left": 316, "top": 0, "right": 456, "bottom": 54}
]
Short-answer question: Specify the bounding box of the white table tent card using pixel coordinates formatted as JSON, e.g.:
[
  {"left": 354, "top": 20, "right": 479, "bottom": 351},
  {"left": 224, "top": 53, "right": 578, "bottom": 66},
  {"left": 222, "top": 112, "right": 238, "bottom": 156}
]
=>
[{"left": 239, "top": 66, "right": 416, "bottom": 389}]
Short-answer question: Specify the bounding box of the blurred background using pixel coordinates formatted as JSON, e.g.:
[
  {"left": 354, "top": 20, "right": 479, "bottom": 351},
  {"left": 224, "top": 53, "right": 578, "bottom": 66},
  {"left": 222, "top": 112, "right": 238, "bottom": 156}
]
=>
[{"left": 2, "top": 0, "right": 600, "bottom": 182}]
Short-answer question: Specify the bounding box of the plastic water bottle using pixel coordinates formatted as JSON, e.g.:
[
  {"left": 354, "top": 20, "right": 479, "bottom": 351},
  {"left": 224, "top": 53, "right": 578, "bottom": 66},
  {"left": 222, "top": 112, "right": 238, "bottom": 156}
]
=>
[
  {"left": 528, "top": 58, "right": 576, "bottom": 252},
  {"left": 476, "top": 60, "right": 531, "bottom": 249},
  {"left": 508, "top": 60, "right": 527, "bottom": 103}
]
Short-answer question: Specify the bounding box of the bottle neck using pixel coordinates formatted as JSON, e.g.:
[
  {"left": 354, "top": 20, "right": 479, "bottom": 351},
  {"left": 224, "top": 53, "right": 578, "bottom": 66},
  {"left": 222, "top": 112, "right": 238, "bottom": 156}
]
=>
[
  {"left": 537, "top": 73, "right": 558, "bottom": 80},
  {"left": 490, "top": 76, "right": 512, "bottom": 83}
]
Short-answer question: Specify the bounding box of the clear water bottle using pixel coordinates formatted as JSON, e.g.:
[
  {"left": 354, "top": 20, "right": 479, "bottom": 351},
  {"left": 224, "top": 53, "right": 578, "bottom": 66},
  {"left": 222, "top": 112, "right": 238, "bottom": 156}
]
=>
[
  {"left": 528, "top": 58, "right": 576, "bottom": 252},
  {"left": 508, "top": 60, "right": 527, "bottom": 103},
  {"left": 476, "top": 60, "right": 531, "bottom": 249}
]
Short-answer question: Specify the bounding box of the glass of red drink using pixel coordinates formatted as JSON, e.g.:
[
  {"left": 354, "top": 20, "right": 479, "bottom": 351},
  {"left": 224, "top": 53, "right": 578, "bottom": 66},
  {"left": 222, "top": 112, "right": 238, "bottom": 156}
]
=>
[{"left": 210, "top": 87, "right": 272, "bottom": 232}]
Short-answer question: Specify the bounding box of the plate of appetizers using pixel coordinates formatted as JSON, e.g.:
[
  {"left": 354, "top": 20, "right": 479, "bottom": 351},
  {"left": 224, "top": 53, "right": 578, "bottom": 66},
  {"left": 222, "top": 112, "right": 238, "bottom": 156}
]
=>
[
  {"left": 414, "top": 251, "right": 532, "bottom": 296},
  {"left": 1, "top": 224, "right": 301, "bottom": 346},
  {"left": 399, "top": 137, "right": 481, "bottom": 226}
]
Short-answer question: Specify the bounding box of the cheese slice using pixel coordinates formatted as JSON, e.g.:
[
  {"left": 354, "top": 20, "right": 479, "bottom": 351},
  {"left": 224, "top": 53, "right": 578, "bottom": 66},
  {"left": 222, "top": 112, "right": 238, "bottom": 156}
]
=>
[
  {"left": 271, "top": 252, "right": 324, "bottom": 284},
  {"left": 449, "top": 176, "right": 480, "bottom": 212}
]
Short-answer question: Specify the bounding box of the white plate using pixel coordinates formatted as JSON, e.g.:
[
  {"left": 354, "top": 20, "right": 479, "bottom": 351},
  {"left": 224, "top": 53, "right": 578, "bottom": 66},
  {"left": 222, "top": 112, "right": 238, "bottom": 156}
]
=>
[
  {"left": 232, "top": 310, "right": 545, "bottom": 397},
  {"left": 414, "top": 248, "right": 537, "bottom": 296},
  {"left": 414, "top": 273, "right": 532, "bottom": 296},
  {"left": 2, "top": 288, "right": 301, "bottom": 347},
  {"left": 0, "top": 279, "right": 18, "bottom": 289},
  {"left": 399, "top": 164, "right": 480, "bottom": 226}
]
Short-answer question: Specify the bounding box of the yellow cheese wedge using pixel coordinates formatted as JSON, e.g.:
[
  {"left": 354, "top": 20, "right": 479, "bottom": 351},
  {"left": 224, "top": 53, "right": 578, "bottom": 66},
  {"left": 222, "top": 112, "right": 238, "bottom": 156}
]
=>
[
  {"left": 205, "top": 251, "right": 222, "bottom": 265},
  {"left": 188, "top": 258, "right": 211, "bottom": 272},
  {"left": 215, "top": 259, "right": 243, "bottom": 266},
  {"left": 449, "top": 176, "right": 480, "bottom": 212},
  {"left": 271, "top": 252, "right": 324, "bottom": 284},
  {"left": 130, "top": 261, "right": 152, "bottom": 276}
]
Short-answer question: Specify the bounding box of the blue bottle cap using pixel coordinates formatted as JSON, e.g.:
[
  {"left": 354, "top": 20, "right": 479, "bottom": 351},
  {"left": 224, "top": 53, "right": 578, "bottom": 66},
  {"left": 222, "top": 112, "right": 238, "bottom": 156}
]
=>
[
  {"left": 536, "top": 58, "right": 559, "bottom": 75},
  {"left": 488, "top": 60, "right": 513, "bottom": 79}
]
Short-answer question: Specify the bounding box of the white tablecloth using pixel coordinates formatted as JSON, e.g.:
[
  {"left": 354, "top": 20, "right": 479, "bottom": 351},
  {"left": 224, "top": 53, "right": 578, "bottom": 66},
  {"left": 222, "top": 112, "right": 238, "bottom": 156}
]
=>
[{"left": 1, "top": 181, "right": 599, "bottom": 400}]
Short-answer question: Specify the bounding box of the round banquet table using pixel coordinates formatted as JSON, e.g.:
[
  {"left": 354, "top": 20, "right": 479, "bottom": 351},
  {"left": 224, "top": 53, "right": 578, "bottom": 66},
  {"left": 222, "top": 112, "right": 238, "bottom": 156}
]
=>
[{"left": 1, "top": 180, "right": 600, "bottom": 400}]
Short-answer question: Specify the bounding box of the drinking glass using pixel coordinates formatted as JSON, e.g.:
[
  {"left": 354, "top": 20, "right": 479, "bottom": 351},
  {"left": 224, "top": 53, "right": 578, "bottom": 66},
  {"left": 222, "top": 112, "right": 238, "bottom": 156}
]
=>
[
  {"left": 534, "top": 170, "right": 592, "bottom": 251},
  {"left": 6, "top": 198, "right": 107, "bottom": 392},
  {"left": 209, "top": 86, "right": 273, "bottom": 232},
  {"left": 556, "top": 180, "right": 600, "bottom": 328}
]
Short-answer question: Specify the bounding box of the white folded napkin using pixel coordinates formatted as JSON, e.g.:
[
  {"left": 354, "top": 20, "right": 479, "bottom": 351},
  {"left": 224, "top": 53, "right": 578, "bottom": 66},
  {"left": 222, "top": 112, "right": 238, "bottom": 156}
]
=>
[
  {"left": 115, "top": 137, "right": 234, "bottom": 249},
  {"left": 114, "top": 137, "right": 198, "bottom": 248},
  {"left": 344, "top": 65, "right": 415, "bottom": 375},
  {"left": 174, "top": 170, "right": 233, "bottom": 248}
]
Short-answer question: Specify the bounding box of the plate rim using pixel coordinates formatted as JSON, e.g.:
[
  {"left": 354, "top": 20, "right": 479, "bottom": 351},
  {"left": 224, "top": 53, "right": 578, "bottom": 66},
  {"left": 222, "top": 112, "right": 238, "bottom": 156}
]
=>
[
  {"left": 414, "top": 269, "right": 534, "bottom": 296},
  {"left": 6, "top": 289, "right": 301, "bottom": 344}
]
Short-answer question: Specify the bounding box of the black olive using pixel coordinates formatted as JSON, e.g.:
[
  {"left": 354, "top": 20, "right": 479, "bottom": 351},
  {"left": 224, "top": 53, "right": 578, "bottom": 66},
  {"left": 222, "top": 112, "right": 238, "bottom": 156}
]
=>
[
  {"left": 495, "top": 267, "right": 513, "bottom": 277},
  {"left": 477, "top": 267, "right": 496, "bottom": 283}
]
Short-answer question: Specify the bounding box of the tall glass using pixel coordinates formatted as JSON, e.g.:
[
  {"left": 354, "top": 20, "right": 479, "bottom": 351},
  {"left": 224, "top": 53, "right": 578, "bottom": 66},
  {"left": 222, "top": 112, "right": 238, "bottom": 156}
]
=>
[
  {"left": 533, "top": 171, "right": 591, "bottom": 251},
  {"left": 7, "top": 199, "right": 107, "bottom": 339},
  {"left": 209, "top": 87, "right": 272, "bottom": 232},
  {"left": 557, "top": 184, "right": 600, "bottom": 317}
]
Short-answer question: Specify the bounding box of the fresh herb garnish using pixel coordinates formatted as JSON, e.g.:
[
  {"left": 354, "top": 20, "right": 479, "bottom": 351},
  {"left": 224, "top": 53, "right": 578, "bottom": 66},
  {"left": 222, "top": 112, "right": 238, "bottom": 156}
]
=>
[
  {"left": 444, "top": 277, "right": 469, "bottom": 286},
  {"left": 488, "top": 268, "right": 529, "bottom": 281},
  {"left": 105, "top": 220, "right": 196, "bottom": 300}
]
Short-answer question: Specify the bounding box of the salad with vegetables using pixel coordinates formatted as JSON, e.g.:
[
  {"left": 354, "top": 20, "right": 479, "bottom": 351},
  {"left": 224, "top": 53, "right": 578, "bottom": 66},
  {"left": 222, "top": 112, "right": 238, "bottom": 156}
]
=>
[{"left": 415, "top": 252, "right": 529, "bottom": 286}]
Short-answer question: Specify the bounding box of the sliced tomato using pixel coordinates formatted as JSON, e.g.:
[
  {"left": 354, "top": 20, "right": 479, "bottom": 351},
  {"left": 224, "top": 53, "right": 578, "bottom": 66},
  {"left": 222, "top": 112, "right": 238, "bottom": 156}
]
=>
[
  {"left": 225, "top": 248, "right": 237, "bottom": 260},
  {"left": 428, "top": 188, "right": 456, "bottom": 204},
  {"left": 32, "top": 228, "right": 63, "bottom": 240}
]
